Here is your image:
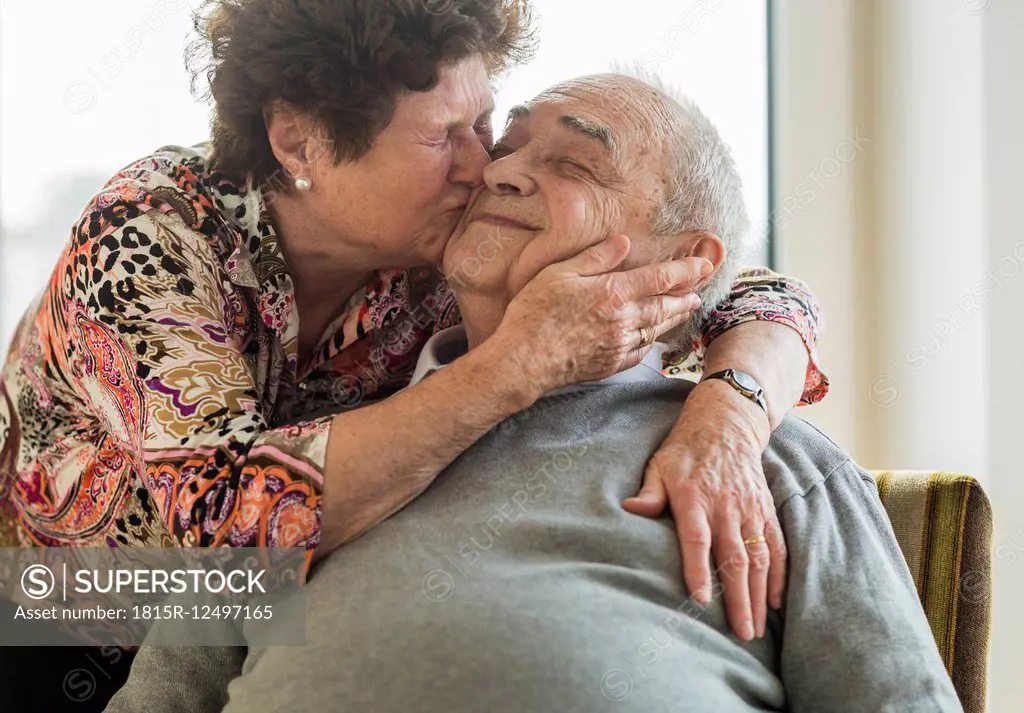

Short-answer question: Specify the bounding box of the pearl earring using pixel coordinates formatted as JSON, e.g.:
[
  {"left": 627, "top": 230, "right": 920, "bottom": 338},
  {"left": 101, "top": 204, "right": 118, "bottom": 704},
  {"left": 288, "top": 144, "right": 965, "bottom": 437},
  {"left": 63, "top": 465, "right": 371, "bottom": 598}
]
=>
[{"left": 294, "top": 177, "right": 312, "bottom": 191}]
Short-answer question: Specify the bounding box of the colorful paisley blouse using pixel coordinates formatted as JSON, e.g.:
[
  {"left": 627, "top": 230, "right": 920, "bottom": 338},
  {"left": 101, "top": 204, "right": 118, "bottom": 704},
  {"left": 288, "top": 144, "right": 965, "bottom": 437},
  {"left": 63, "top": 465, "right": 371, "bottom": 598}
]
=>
[{"left": 0, "top": 145, "right": 828, "bottom": 556}]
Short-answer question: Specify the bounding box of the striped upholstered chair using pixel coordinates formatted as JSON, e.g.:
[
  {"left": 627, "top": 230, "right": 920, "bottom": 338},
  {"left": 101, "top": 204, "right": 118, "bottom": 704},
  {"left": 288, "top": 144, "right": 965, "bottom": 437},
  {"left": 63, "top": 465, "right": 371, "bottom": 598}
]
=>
[{"left": 872, "top": 471, "right": 992, "bottom": 713}]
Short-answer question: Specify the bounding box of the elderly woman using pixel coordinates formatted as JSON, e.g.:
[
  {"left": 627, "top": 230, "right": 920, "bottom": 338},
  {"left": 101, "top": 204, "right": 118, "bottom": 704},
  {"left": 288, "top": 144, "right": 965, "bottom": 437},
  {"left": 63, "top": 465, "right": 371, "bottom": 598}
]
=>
[{"left": 0, "top": 0, "right": 825, "bottom": 646}]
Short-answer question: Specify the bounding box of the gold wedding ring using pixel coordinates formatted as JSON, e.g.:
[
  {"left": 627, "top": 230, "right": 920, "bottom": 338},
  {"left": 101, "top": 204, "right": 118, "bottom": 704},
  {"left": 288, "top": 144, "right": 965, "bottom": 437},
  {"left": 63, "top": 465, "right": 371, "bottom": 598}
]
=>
[
  {"left": 638, "top": 326, "right": 655, "bottom": 347},
  {"left": 742, "top": 535, "right": 767, "bottom": 546}
]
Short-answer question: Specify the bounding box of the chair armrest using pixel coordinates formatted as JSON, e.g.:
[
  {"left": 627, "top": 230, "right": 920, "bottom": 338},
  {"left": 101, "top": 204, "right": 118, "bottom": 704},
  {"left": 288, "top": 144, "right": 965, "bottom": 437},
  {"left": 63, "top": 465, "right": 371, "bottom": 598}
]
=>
[{"left": 872, "top": 470, "right": 992, "bottom": 713}]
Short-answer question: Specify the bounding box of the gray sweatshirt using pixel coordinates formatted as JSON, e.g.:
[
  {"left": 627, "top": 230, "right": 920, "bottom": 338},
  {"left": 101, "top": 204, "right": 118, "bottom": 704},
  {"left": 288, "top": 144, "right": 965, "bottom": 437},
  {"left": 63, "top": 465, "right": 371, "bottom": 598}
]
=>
[{"left": 108, "top": 372, "right": 961, "bottom": 713}]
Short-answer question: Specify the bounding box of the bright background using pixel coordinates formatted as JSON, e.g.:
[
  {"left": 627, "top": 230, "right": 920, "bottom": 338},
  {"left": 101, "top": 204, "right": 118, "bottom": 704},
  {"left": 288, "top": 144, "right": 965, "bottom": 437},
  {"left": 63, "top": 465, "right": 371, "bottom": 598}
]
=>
[
  {"left": 0, "top": 0, "right": 769, "bottom": 349},
  {"left": 3, "top": 0, "right": 1022, "bottom": 709}
]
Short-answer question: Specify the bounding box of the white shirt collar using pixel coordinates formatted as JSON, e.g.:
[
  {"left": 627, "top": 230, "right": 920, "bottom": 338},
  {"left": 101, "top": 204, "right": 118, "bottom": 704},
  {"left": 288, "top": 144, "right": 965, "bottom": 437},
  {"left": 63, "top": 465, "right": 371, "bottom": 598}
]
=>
[{"left": 408, "top": 326, "right": 668, "bottom": 391}]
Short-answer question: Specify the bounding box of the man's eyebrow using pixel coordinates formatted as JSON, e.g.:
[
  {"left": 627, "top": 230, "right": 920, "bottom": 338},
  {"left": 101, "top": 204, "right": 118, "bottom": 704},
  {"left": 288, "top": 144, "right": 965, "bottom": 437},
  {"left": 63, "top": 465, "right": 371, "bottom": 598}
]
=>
[
  {"left": 508, "top": 104, "right": 531, "bottom": 119},
  {"left": 558, "top": 115, "right": 615, "bottom": 154},
  {"left": 502, "top": 103, "right": 531, "bottom": 133}
]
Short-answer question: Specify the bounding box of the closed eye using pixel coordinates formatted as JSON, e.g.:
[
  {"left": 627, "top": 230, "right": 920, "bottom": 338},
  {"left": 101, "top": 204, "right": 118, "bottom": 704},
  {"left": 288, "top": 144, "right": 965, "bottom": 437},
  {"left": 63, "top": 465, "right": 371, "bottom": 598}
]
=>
[
  {"left": 474, "top": 117, "right": 493, "bottom": 135},
  {"left": 489, "top": 142, "right": 514, "bottom": 159},
  {"left": 558, "top": 157, "right": 596, "bottom": 178}
]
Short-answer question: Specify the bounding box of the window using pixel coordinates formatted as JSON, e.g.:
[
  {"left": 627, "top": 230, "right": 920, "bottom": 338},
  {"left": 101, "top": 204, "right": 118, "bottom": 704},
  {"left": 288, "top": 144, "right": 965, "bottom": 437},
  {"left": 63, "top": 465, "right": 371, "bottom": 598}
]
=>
[
  {"left": 0, "top": 1, "right": 211, "bottom": 352},
  {"left": 0, "top": 0, "right": 769, "bottom": 351}
]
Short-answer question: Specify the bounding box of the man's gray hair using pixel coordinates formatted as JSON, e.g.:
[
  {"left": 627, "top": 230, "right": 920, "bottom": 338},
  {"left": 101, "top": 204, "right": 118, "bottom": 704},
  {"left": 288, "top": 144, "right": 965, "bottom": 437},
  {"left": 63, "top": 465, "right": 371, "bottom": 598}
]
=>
[{"left": 609, "top": 64, "right": 749, "bottom": 347}]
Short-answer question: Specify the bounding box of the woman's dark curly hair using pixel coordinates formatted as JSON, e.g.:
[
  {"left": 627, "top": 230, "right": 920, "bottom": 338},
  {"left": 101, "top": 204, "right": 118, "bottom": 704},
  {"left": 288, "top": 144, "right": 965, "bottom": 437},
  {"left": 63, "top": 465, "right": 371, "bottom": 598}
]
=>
[{"left": 187, "top": 0, "right": 536, "bottom": 184}]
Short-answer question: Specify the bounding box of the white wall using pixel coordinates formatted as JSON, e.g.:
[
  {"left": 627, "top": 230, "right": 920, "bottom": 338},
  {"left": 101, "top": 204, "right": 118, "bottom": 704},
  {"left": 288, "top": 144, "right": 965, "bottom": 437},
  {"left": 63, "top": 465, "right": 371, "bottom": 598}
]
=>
[
  {"left": 775, "top": 0, "right": 989, "bottom": 475},
  {"left": 983, "top": 2, "right": 1024, "bottom": 710},
  {"left": 773, "top": 0, "right": 867, "bottom": 460},
  {"left": 775, "top": 0, "right": 1021, "bottom": 709},
  {"left": 868, "top": 0, "right": 988, "bottom": 475}
]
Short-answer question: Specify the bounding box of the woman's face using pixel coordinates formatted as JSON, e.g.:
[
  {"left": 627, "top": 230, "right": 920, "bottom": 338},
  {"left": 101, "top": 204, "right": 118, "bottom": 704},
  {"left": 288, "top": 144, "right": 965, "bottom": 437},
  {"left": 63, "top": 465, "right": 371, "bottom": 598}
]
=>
[{"left": 306, "top": 56, "right": 495, "bottom": 269}]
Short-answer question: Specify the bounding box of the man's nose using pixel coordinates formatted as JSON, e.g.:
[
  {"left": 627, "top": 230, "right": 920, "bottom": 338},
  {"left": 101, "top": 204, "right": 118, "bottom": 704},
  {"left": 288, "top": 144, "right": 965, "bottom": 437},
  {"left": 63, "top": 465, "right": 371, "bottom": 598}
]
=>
[{"left": 483, "top": 154, "right": 537, "bottom": 197}]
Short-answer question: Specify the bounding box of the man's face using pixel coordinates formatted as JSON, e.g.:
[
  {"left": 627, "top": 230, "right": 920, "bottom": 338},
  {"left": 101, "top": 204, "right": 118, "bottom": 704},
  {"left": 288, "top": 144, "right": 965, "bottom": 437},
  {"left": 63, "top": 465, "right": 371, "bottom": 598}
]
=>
[{"left": 442, "top": 76, "right": 672, "bottom": 298}]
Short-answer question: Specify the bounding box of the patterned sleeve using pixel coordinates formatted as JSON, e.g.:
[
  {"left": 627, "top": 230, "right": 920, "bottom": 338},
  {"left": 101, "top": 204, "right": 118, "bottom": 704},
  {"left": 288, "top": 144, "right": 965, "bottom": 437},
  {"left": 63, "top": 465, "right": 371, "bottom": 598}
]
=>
[
  {"left": 666, "top": 267, "right": 829, "bottom": 405},
  {"left": 63, "top": 206, "right": 329, "bottom": 556}
]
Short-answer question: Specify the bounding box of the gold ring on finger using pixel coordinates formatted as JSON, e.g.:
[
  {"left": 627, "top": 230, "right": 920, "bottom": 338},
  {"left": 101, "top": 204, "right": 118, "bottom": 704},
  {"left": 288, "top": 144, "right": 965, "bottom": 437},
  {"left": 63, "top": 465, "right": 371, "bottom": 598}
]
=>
[{"left": 638, "top": 326, "right": 655, "bottom": 347}]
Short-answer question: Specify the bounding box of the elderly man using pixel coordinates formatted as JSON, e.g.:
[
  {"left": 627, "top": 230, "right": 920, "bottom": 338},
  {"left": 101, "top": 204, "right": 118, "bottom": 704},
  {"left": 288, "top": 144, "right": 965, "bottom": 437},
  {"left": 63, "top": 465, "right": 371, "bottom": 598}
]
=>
[{"left": 106, "top": 73, "right": 961, "bottom": 713}]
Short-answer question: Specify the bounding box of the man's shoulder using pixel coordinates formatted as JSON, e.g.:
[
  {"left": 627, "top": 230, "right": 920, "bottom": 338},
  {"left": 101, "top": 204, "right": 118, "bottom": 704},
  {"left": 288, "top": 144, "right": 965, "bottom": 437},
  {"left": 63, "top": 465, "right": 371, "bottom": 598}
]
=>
[{"left": 763, "top": 416, "right": 872, "bottom": 509}]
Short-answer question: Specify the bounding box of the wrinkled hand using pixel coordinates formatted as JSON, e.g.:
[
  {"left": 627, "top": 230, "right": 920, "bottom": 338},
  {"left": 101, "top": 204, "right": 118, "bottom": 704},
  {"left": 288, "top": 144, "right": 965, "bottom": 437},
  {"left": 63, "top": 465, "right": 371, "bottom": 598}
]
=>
[
  {"left": 623, "top": 379, "right": 785, "bottom": 641},
  {"left": 495, "top": 234, "right": 710, "bottom": 392}
]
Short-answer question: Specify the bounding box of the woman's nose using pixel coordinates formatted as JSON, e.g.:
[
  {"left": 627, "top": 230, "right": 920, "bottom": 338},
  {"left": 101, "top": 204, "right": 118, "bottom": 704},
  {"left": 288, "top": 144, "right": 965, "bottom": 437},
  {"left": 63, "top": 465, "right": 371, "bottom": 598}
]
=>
[{"left": 449, "top": 131, "right": 493, "bottom": 188}]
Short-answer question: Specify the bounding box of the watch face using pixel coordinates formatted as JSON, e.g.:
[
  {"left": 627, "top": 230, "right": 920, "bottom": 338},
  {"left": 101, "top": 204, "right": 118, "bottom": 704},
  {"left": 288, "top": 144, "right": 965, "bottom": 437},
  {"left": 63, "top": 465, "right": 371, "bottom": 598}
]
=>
[{"left": 732, "top": 371, "right": 758, "bottom": 392}]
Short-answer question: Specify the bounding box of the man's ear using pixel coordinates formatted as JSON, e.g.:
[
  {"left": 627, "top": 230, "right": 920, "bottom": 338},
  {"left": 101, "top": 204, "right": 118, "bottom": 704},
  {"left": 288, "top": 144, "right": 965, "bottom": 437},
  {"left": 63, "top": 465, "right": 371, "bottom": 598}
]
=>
[{"left": 671, "top": 230, "right": 726, "bottom": 291}]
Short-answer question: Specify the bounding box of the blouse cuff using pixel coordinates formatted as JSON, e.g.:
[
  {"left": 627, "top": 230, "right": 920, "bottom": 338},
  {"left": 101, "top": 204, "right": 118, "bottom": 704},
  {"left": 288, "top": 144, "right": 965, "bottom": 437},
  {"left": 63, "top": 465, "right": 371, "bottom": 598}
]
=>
[
  {"left": 699, "top": 269, "right": 829, "bottom": 405},
  {"left": 702, "top": 307, "right": 829, "bottom": 406}
]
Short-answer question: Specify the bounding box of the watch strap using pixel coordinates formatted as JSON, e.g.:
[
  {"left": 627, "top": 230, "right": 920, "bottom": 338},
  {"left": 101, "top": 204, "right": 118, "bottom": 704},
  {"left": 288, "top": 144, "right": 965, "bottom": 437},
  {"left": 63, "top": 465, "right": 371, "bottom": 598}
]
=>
[{"left": 703, "top": 368, "right": 769, "bottom": 415}]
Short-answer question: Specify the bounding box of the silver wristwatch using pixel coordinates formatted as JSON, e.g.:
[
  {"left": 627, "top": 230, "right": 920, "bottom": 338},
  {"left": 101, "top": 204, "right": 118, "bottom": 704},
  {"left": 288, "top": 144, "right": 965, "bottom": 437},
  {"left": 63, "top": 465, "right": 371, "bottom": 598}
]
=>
[{"left": 702, "top": 369, "right": 768, "bottom": 415}]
